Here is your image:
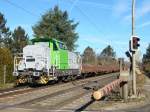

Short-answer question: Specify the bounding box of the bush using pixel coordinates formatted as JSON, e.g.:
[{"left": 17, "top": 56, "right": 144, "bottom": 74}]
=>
[{"left": 0, "top": 48, "right": 14, "bottom": 84}]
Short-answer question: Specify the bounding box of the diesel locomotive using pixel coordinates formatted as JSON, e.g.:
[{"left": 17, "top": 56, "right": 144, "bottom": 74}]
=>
[{"left": 13, "top": 38, "right": 82, "bottom": 85}]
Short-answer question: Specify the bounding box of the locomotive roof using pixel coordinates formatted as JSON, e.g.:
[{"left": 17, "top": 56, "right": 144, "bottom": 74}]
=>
[{"left": 31, "top": 37, "right": 64, "bottom": 44}]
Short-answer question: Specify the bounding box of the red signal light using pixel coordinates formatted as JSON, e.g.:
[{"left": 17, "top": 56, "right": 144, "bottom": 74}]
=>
[{"left": 130, "top": 36, "right": 140, "bottom": 52}]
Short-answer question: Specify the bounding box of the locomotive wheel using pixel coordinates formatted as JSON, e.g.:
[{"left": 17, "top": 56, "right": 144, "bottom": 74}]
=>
[
  {"left": 62, "top": 76, "right": 69, "bottom": 82},
  {"left": 14, "top": 76, "right": 28, "bottom": 87},
  {"left": 82, "top": 74, "right": 87, "bottom": 79},
  {"left": 71, "top": 75, "right": 77, "bottom": 81},
  {"left": 67, "top": 76, "right": 72, "bottom": 81}
]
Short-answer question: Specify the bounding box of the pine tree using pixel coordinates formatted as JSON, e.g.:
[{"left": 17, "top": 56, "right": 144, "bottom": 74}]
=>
[
  {"left": 98, "top": 45, "right": 116, "bottom": 65},
  {"left": 142, "top": 44, "right": 150, "bottom": 72},
  {"left": 82, "top": 46, "right": 96, "bottom": 65},
  {"left": 32, "top": 6, "right": 79, "bottom": 51},
  {"left": 143, "top": 44, "right": 150, "bottom": 64},
  {"left": 0, "top": 12, "right": 11, "bottom": 48},
  {"left": 100, "top": 45, "right": 116, "bottom": 57},
  {"left": 0, "top": 12, "right": 15, "bottom": 84},
  {"left": 12, "top": 26, "right": 29, "bottom": 53}
]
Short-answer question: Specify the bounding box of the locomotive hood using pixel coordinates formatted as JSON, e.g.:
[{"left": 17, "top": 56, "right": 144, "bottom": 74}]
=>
[{"left": 18, "top": 45, "right": 50, "bottom": 71}]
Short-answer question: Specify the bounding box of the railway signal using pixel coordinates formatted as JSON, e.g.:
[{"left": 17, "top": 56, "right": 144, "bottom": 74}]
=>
[
  {"left": 130, "top": 36, "right": 140, "bottom": 52},
  {"left": 129, "top": 0, "right": 141, "bottom": 96}
]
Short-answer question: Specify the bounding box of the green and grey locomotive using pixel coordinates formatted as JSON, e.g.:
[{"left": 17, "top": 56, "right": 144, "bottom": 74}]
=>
[{"left": 13, "top": 38, "right": 82, "bottom": 85}]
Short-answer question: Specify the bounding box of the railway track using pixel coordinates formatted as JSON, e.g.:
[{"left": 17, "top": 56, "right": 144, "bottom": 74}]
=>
[
  {"left": 18, "top": 73, "right": 118, "bottom": 111},
  {"left": 44, "top": 74, "right": 116, "bottom": 111},
  {"left": 0, "top": 73, "right": 118, "bottom": 99},
  {"left": 0, "top": 73, "right": 119, "bottom": 111},
  {"left": 0, "top": 86, "right": 32, "bottom": 98},
  {"left": 0, "top": 85, "right": 49, "bottom": 99}
]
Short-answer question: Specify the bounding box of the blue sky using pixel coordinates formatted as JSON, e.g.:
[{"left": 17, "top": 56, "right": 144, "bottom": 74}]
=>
[{"left": 0, "top": 0, "right": 150, "bottom": 59}]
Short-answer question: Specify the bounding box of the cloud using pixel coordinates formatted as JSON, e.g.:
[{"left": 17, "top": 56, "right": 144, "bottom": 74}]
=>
[
  {"left": 113, "top": 41, "right": 128, "bottom": 46},
  {"left": 137, "top": 0, "right": 150, "bottom": 18},
  {"left": 122, "top": 0, "right": 150, "bottom": 23},
  {"left": 112, "top": 0, "right": 130, "bottom": 17},
  {"left": 79, "top": 35, "right": 109, "bottom": 45},
  {"left": 111, "top": 0, "right": 132, "bottom": 26},
  {"left": 79, "top": 35, "right": 128, "bottom": 47},
  {"left": 123, "top": 14, "right": 131, "bottom": 23},
  {"left": 78, "top": 35, "right": 133, "bottom": 58},
  {"left": 138, "top": 21, "right": 150, "bottom": 28},
  {"left": 141, "top": 41, "right": 149, "bottom": 49},
  {"left": 69, "top": 0, "right": 79, "bottom": 13}
]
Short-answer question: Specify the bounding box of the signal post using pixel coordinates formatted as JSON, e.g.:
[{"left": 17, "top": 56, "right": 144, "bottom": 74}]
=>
[
  {"left": 130, "top": 0, "right": 140, "bottom": 96},
  {"left": 130, "top": 36, "right": 140, "bottom": 96}
]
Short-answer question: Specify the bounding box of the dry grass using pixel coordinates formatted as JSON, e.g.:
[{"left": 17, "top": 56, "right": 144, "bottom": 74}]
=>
[
  {"left": 136, "top": 70, "right": 146, "bottom": 87},
  {"left": 0, "top": 83, "right": 14, "bottom": 89}
]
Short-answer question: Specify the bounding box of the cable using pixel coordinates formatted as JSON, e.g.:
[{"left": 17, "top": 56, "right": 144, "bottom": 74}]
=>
[
  {"left": 69, "top": 0, "right": 79, "bottom": 13},
  {"left": 68, "top": 0, "right": 110, "bottom": 44},
  {"left": 3, "top": 0, "right": 39, "bottom": 17},
  {"left": 72, "top": 0, "right": 111, "bottom": 10}
]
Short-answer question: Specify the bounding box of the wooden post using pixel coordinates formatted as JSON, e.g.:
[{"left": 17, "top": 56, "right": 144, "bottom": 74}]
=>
[
  {"left": 3, "top": 65, "right": 6, "bottom": 84},
  {"left": 119, "top": 58, "right": 123, "bottom": 98},
  {"left": 122, "top": 82, "right": 128, "bottom": 102},
  {"left": 119, "top": 58, "right": 128, "bottom": 101}
]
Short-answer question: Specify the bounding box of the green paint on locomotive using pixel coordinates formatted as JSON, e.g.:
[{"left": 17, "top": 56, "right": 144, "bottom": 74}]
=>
[{"left": 31, "top": 38, "right": 69, "bottom": 69}]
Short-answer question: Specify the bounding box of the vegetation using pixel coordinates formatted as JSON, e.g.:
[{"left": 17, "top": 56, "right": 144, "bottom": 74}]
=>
[
  {"left": 0, "top": 12, "right": 13, "bottom": 84},
  {"left": 0, "top": 6, "right": 78, "bottom": 85},
  {"left": 82, "top": 45, "right": 117, "bottom": 65},
  {"left": 0, "top": 12, "right": 28, "bottom": 84},
  {"left": 143, "top": 44, "right": 150, "bottom": 73},
  {"left": 33, "top": 6, "right": 79, "bottom": 51},
  {"left": 11, "top": 26, "right": 29, "bottom": 53},
  {"left": 0, "top": 13, "right": 11, "bottom": 48},
  {"left": 82, "top": 46, "right": 96, "bottom": 65},
  {"left": 0, "top": 7, "right": 118, "bottom": 85},
  {"left": 99, "top": 45, "right": 116, "bottom": 57},
  {"left": 97, "top": 45, "right": 117, "bottom": 65},
  {"left": 0, "top": 47, "right": 14, "bottom": 83}
]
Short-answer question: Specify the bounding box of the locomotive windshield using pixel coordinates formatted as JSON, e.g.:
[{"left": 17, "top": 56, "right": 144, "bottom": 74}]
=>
[
  {"left": 58, "top": 42, "right": 67, "bottom": 50},
  {"left": 59, "top": 43, "right": 64, "bottom": 49}
]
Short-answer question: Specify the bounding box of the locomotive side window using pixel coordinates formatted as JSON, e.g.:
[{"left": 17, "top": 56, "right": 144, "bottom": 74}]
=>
[
  {"left": 26, "top": 58, "right": 35, "bottom": 62},
  {"left": 53, "top": 42, "right": 58, "bottom": 50}
]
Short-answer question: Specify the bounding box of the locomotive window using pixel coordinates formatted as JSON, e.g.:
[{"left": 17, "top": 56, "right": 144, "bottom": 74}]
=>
[
  {"left": 53, "top": 42, "right": 58, "bottom": 50},
  {"left": 59, "top": 43, "right": 67, "bottom": 50},
  {"left": 59, "top": 43, "right": 64, "bottom": 49},
  {"left": 26, "top": 58, "right": 35, "bottom": 62}
]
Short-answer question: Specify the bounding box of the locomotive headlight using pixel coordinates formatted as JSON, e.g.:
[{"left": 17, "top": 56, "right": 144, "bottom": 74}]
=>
[
  {"left": 18, "top": 60, "right": 26, "bottom": 70},
  {"left": 35, "top": 61, "right": 44, "bottom": 70},
  {"left": 35, "top": 62, "right": 39, "bottom": 68}
]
